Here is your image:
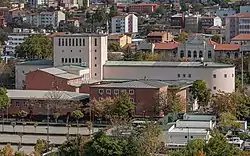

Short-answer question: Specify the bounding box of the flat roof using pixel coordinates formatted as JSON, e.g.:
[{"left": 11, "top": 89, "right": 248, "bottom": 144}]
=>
[
  {"left": 169, "top": 128, "right": 208, "bottom": 133},
  {"left": 104, "top": 61, "right": 234, "bottom": 68},
  {"left": 54, "top": 33, "right": 107, "bottom": 37},
  {"left": 7, "top": 90, "right": 89, "bottom": 101},
  {"left": 17, "top": 60, "right": 53, "bottom": 66}
]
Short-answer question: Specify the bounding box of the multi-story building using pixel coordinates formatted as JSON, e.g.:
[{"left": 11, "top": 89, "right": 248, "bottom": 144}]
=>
[
  {"left": 171, "top": 13, "right": 185, "bottom": 29},
  {"left": 26, "top": 11, "right": 65, "bottom": 27},
  {"left": 108, "top": 33, "right": 132, "bottom": 48},
  {"left": 147, "top": 31, "right": 173, "bottom": 43},
  {"left": 59, "top": 19, "right": 80, "bottom": 30},
  {"left": 128, "top": 3, "right": 159, "bottom": 14},
  {"left": 240, "top": 6, "right": 250, "bottom": 13},
  {"left": 225, "top": 13, "right": 250, "bottom": 43},
  {"left": 53, "top": 33, "right": 108, "bottom": 81},
  {"left": 28, "top": 0, "right": 56, "bottom": 8},
  {"left": 199, "top": 16, "right": 222, "bottom": 33},
  {"left": 111, "top": 14, "right": 138, "bottom": 33},
  {"left": 185, "top": 14, "right": 201, "bottom": 33},
  {"left": 215, "top": 8, "right": 236, "bottom": 25}
]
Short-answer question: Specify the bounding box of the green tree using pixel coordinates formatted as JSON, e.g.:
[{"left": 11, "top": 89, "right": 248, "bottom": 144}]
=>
[
  {"left": 218, "top": 112, "right": 241, "bottom": 132},
  {"left": 15, "top": 34, "right": 52, "bottom": 60},
  {"left": 176, "top": 32, "right": 188, "bottom": 43},
  {"left": 0, "top": 87, "right": 10, "bottom": 131},
  {"left": 109, "top": 6, "right": 119, "bottom": 19},
  {"left": 71, "top": 110, "right": 84, "bottom": 134},
  {"left": 34, "top": 139, "right": 48, "bottom": 155},
  {"left": 190, "top": 80, "right": 211, "bottom": 110},
  {"left": 0, "top": 144, "right": 13, "bottom": 156},
  {"left": 14, "top": 151, "right": 26, "bottom": 156},
  {"left": 211, "top": 34, "right": 220, "bottom": 43},
  {"left": 18, "top": 110, "right": 28, "bottom": 121},
  {"left": 108, "top": 43, "right": 120, "bottom": 52},
  {"left": 112, "top": 93, "right": 135, "bottom": 117},
  {"left": 53, "top": 112, "right": 60, "bottom": 123}
]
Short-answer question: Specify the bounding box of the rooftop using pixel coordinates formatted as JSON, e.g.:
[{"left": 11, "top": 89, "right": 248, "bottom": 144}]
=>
[
  {"left": 231, "top": 34, "right": 250, "bottom": 41},
  {"left": 147, "top": 31, "right": 166, "bottom": 37},
  {"left": 47, "top": 32, "right": 65, "bottom": 38},
  {"left": 215, "top": 44, "right": 240, "bottom": 51},
  {"left": 7, "top": 90, "right": 89, "bottom": 101},
  {"left": 104, "top": 61, "right": 234, "bottom": 68},
  {"left": 229, "top": 13, "right": 250, "bottom": 18},
  {"left": 169, "top": 127, "right": 208, "bottom": 133},
  {"left": 154, "top": 42, "right": 180, "bottom": 50},
  {"left": 54, "top": 33, "right": 107, "bottom": 37},
  {"left": 17, "top": 60, "right": 53, "bottom": 66},
  {"left": 108, "top": 34, "right": 124, "bottom": 40}
]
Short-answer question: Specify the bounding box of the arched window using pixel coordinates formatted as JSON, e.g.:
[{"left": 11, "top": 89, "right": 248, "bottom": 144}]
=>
[
  {"left": 234, "top": 52, "right": 239, "bottom": 58},
  {"left": 199, "top": 51, "right": 203, "bottom": 58},
  {"left": 188, "top": 51, "right": 191, "bottom": 58},
  {"left": 208, "top": 50, "right": 212, "bottom": 59},
  {"left": 193, "top": 51, "right": 197, "bottom": 58},
  {"left": 180, "top": 50, "right": 184, "bottom": 58}
]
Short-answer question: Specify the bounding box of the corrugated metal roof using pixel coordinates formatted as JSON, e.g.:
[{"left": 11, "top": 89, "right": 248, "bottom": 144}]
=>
[
  {"left": 40, "top": 67, "right": 67, "bottom": 75},
  {"left": 56, "top": 73, "right": 81, "bottom": 80}
]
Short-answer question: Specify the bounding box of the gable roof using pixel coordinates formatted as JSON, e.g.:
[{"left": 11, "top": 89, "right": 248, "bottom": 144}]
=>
[
  {"left": 231, "top": 34, "right": 250, "bottom": 41},
  {"left": 214, "top": 44, "right": 240, "bottom": 51},
  {"left": 154, "top": 42, "right": 180, "bottom": 50}
]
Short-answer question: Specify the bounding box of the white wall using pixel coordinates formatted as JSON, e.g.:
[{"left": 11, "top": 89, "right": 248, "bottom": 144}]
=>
[
  {"left": 214, "top": 16, "right": 222, "bottom": 27},
  {"left": 166, "top": 132, "right": 208, "bottom": 144},
  {"left": 175, "top": 120, "right": 213, "bottom": 129}
]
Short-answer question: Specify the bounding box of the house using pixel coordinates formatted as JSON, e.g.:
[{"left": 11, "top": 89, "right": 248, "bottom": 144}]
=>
[
  {"left": 108, "top": 34, "right": 132, "bottom": 48},
  {"left": 214, "top": 44, "right": 241, "bottom": 60},
  {"left": 111, "top": 14, "right": 138, "bottom": 33},
  {"left": 59, "top": 19, "right": 80, "bottom": 30},
  {"left": 147, "top": 31, "right": 173, "bottom": 43},
  {"left": 154, "top": 42, "right": 180, "bottom": 60},
  {"left": 128, "top": 3, "right": 159, "bottom": 14},
  {"left": 89, "top": 79, "right": 192, "bottom": 116}
]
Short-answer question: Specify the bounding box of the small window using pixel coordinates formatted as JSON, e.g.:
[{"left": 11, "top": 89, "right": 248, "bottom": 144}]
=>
[
  {"left": 72, "top": 38, "right": 75, "bottom": 46},
  {"left": 79, "top": 38, "right": 82, "bottom": 46},
  {"left": 121, "top": 89, "right": 126, "bottom": 93},
  {"left": 191, "top": 136, "right": 193, "bottom": 139},
  {"left": 224, "top": 74, "right": 227, "bottom": 78},
  {"left": 71, "top": 50, "right": 72, "bottom": 52},
  {"left": 129, "top": 89, "right": 134, "bottom": 95},
  {"left": 213, "top": 86, "right": 216, "bottom": 90},
  {"left": 95, "top": 64, "right": 97, "bottom": 67},
  {"left": 62, "top": 50, "right": 64, "bottom": 52},
  {"left": 58, "top": 38, "right": 61, "bottom": 46},
  {"left": 95, "top": 49, "right": 97, "bottom": 52},
  {"left": 232, "top": 74, "right": 234, "bottom": 77},
  {"left": 76, "top": 38, "right": 78, "bottom": 46},
  {"left": 185, "top": 136, "right": 187, "bottom": 138},
  {"left": 69, "top": 58, "right": 71, "bottom": 63},
  {"left": 61, "top": 58, "right": 64, "bottom": 63},
  {"left": 95, "top": 57, "right": 97, "bottom": 60},
  {"left": 94, "top": 38, "right": 97, "bottom": 46},
  {"left": 188, "top": 74, "right": 191, "bottom": 78},
  {"left": 183, "top": 74, "right": 186, "bottom": 78},
  {"left": 79, "top": 58, "right": 82, "bottom": 63},
  {"left": 177, "top": 74, "right": 180, "bottom": 78},
  {"left": 106, "top": 89, "right": 111, "bottom": 95},
  {"left": 95, "top": 73, "right": 97, "bottom": 76},
  {"left": 72, "top": 58, "right": 74, "bottom": 63},
  {"left": 114, "top": 89, "right": 119, "bottom": 95},
  {"left": 65, "top": 58, "right": 68, "bottom": 63},
  {"left": 98, "top": 89, "right": 104, "bottom": 95},
  {"left": 65, "top": 38, "right": 68, "bottom": 46},
  {"left": 69, "top": 38, "right": 71, "bottom": 46},
  {"left": 75, "top": 58, "right": 78, "bottom": 63},
  {"left": 62, "top": 38, "right": 64, "bottom": 46},
  {"left": 130, "top": 98, "right": 134, "bottom": 103},
  {"left": 79, "top": 50, "right": 81, "bottom": 52},
  {"left": 213, "top": 74, "right": 216, "bottom": 78},
  {"left": 83, "top": 39, "right": 85, "bottom": 46}
]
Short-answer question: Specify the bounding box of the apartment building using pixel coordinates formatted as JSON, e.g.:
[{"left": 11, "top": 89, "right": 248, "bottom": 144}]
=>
[
  {"left": 53, "top": 33, "right": 108, "bottom": 81},
  {"left": 225, "top": 13, "right": 250, "bottom": 43},
  {"left": 111, "top": 14, "right": 138, "bottom": 33},
  {"left": 215, "top": 8, "right": 236, "bottom": 25},
  {"left": 171, "top": 13, "right": 185, "bottom": 29},
  {"left": 128, "top": 3, "right": 159, "bottom": 14},
  {"left": 27, "top": 11, "right": 65, "bottom": 27},
  {"left": 199, "top": 16, "right": 222, "bottom": 33},
  {"left": 28, "top": 0, "right": 56, "bottom": 8},
  {"left": 185, "top": 14, "right": 201, "bottom": 33},
  {"left": 147, "top": 31, "right": 173, "bottom": 43}
]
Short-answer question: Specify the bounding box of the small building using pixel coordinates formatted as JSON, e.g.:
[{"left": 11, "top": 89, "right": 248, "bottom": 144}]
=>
[
  {"left": 147, "top": 31, "right": 173, "bottom": 43},
  {"left": 89, "top": 80, "right": 192, "bottom": 116},
  {"left": 108, "top": 34, "right": 132, "bottom": 48},
  {"left": 199, "top": 16, "right": 222, "bottom": 33},
  {"left": 171, "top": 13, "right": 185, "bottom": 29},
  {"left": 154, "top": 42, "right": 180, "bottom": 60},
  {"left": 59, "top": 19, "right": 80, "bottom": 30},
  {"left": 128, "top": 3, "right": 159, "bottom": 14},
  {"left": 7, "top": 89, "right": 89, "bottom": 116},
  {"left": 214, "top": 44, "right": 241, "bottom": 60},
  {"left": 231, "top": 34, "right": 250, "bottom": 44}
]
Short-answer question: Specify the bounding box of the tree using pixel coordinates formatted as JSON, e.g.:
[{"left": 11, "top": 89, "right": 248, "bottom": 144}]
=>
[
  {"left": 190, "top": 80, "right": 211, "bottom": 110},
  {"left": 176, "top": 32, "right": 188, "bottom": 43},
  {"left": 53, "top": 112, "right": 60, "bottom": 123},
  {"left": 218, "top": 112, "right": 241, "bottom": 133},
  {"left": 15, "top": 34, "right": 52, "bottom": 60},
  {"left": 0, "top": 87, "right": 10, "bottom": 131},
  {"left": 108, "top": 43, "right": 120, "bottom": 52},
  {"left": 14, "top": 151, "right": 26, "bottom": 156},
  {"left": 0, "top": 144, "right": 13, "bottom": 156},
  {"left": 18, "top": 110, "right": 28, "bottom": 121},
  {"left": 34, "top": 139, "right": 48, "bottom": 155},
  {"left": 211, "top": 34, "right": 220, "bottom": 43},
  {"left": 112, "top": 93, "right": 135, "bottom": 117},
  {"left": 71, "top": 110, "right": 84, "bottom": 134}
]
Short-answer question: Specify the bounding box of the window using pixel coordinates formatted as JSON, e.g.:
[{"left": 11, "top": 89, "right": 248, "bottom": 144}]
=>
[
  {"left": 95, "top": 64, "right": 97, "bottom": 67},
  {"left": 72, "top": 38, "right": 75, "bottom": 46},
  {"left": 191, "top": 136, "right": 193, "bottom": 139},
  {"left": 58, "top": 38, "right": 61, "bottom": 46},
  {"left": 72, "top": 58, "right": 74, "bottom": 63},
  {"left": 62, "top": 50, "right": 64, "bottom": 52},
  {"left": 188, "top": 74, "right": 191, "bottom": 78},
  {"left": 61, "top": 58, "right": 64, "bottom": 63},
  {"left": 180, "top": 50, "right": 184, "bottom": 58},
  {"left": 130, "top": 98, "right": 134, "bottom": 103},
  {"left": 94, "top": 38, "right": 97, "bottom": 46},
  {"left": 69, "top": 58, "right": 71, "bottom": 63},
  {"left": 213, "top": 86, "right": 216, "bottom": 90},
  {"left": 95, "top": 57, "right": 97, "bottom": 60},
  {"left": 129, "top": 89, "right": 134, "bottom": 95},
  {"left": 76, "top": 58, "right": 78, "bottom": 63},
  {"left": 183, "top": 74, "right": 186, "bottom": 78},
  {"left": 106, "top": 89, "right": 111, "bottom": 95},
  {"left": 121, "top": 89, "right": 126, "bottom": 93},
  {"left": 83, "top": 39, "right": 85, "bottom": 46},
  {"left": 114, "top": 89, "right": 119, "bottom": 95},
  {"left": 224, "top": 74, "right": 227, "bottom": 78},
  {"left": 76, "top": 38, "right": 78, "bottom": 46},
  {"left": 98, "top": 89, "right": 104, "bottom": 95},
  {"left": 79, "top": 38, "right": 82, "bottom": 46},
  {"left": 188, "top": 50, "right": 191, "bottom": 58},
  {"left": 69, "top": 38, "right": 71, "bottom": 46},
  {"left": 232, "top": 74, "right": 234, "bottom": 77},
  {"left": 95, "top": 73, "right": 97, "bottom": 76},
  {"left": 65, "top": 58, "right": 68, "bottom": 63},
  {"left": 65, "top": 38, "right": 68, "bottom": 46},
  {"left": 79, "top": 58, "right": 82, "bottom": 63},
  {"left": 193, "top": 51, "right": 197, "bottom": 58},
  {"left": 71, "top": 50, "right": 72, "bottom": 52},
  {"left": 95, "top": 49, "right": 97, "bottom": 52},
  {"left": 177, "top": 74, "right": 180, "bottom": 78},
  {"left": 213, "top": 74, "right": 216, "bottom": 78},
  {"left": 208, "top": 50, "right": 212, "bottom": 58},
  {"left": 62, "top": 38, "right": 64, "bottom": 46},
  {"left": 185, "top": 136, "right": 187, "bottom": 138},
  {"left": 199, "top": 51, "right": 203, "bottom": 58},
  {"left": 79, "top": 50, "right": 81, "bottom": 52}
]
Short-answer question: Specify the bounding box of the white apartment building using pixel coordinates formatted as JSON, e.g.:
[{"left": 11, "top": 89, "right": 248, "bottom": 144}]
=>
[
  {"left": 5, "top": 28, "right": 42, "bottom": 55},
  {"left": 27, "top": 11, "right": 65, "bottom": 27},
  {"left": 111, "top": 14, "right": 138, "bottom": 33},
  {"left": 53, "top": 33, "right": 108, "bottom": 80},
  {"left": 28, "top": 0, "right": 56, "bottom": 8}
]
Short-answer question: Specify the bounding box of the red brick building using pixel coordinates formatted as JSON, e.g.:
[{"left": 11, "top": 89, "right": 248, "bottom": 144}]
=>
[
  {"left": 128, "top": 3, "right": 159, "bottom": 14},
  {"left": 90, "top": 80, "right": 191, "bottom": 117}
]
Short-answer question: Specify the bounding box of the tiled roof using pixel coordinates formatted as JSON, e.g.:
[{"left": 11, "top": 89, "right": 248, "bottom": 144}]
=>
[
  {"left": 228, "top": 13, "right": 250, "bottom": 18},
  {"left": 47, "top": 32, "right": 65, "bottom": 38},
  {"left": 40, "top": 12, "right": 54, "bottom": 15},
  {"left": 231, "top": 34, "right": 250, "bottom": 41},
  {"left": 147, "top": 31, "right": 166, "bottom": 37},
  {"left": 207, "top": 26, "right": 225, "bottom": 30},
  {"left": 104, "top": 61, "right": 234, "bottom": 68},
  {"left": 7, "top": 89, "right": 89, "bottom": 101},
  {"left": 215, "top": 44, "right": 240, "bottom": 51},
  {"left": 154, "top": 42, "right": 180, "bottom": 50},
  {"left": 108, "top": 34, "right": 123, "bottom": 40},
  {"left": 207, "top": 40, "right": 218, "bottom": 45}
]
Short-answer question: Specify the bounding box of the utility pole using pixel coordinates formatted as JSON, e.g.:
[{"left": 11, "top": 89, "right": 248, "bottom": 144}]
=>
[{"left": 241, "top": 41, "right": 244, "bottom": 89}]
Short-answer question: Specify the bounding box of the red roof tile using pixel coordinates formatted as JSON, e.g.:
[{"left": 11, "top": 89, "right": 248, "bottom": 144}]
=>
[
  {"left": 231, "top": 34, "right": 250, "bottom": 41},
  {"left": 154, "top": 42, "right": 180, "bottom": 50},
  {"left": 228, "top": 13, "right": 250, "bottom": 18},
  {"left": 215, "top": 44, "right": 240, "bottom": 51},
  {"left": 47, "top": 32, "right": 65, "bottom": 38},
  {"left": 108, "top": 34, "right": 124, "bottom": 40},
  {"left": 207, "top": 40, "right": 219, "bottom": 45},
  {"left": 207, "top": 26, "right": 225, "bottom": 30}
]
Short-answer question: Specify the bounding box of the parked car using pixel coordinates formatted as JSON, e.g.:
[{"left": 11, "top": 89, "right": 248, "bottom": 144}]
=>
[{"left": 244, "top": 139, "right": 250, "bottom": 150}]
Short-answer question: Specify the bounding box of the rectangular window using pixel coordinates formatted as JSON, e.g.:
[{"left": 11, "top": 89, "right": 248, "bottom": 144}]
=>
[
  {"left": 61, "top": 58, "right": 64, "bottom": 63},
  {"left": 76, "top": 58, "right": 78, "bottom": 63},
  {"left": 224, "top": 74, "right": 227, "bottom": 78},
  {"left": 83, "top": 39, "right": 85, "bottom": 46},
  {"left": 106, "top": 89, "right": 111, "bottom": 95},
  {"left": 62, "top": 38, "right": 64, "bottom": 46},
  {"left": 98, "top": 89, "right": 104, "bottom": 95},
  {"left": 72, "top": 38, "right": 75, "bottom": 46},
  {"left": 183, "top": 74, "right": 186, "bottom": 78},
  {"left": 58, "top": 38, "right": 61, "bottom": 46},
  {"left": 178, "top": 74, "right": 180, "bottom": 78},
  {"left": 79, "top": 58, "right": 82, "bottom": 63},
  {"left": 114, "top": 89, "right": 119, "bottom": 95},
  {"left": 65, "top": 38, "right": 68, "bottom": 46},
  {"left": 76, "top": 38, "right": 78, "bottom": 46},
  {"left": 69, "top": 58, "right": 71, "bottom": 63},
  {"left": 94, "top": 38, "right": 97, "bottom": 46},
  {"left": 79, "top": 38, "right": 82, "bottom": 46},
  {"left": 69, "top": 38, "right": 71, "bottom": 46},
  {"left": 129, "top": 89, "right": 134, "bottom": 95},
  {"left": 72, "top": 58, "right": 74, "bottom": 63},
  {"left": 213, "top": 74, "right": 216, "bottom": 78},
  {"left": 130, "top": 98, "right": 134, "bottom": 103},
  {"left": 188, "top": 74, "right": 191, "bottom": 78}
]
